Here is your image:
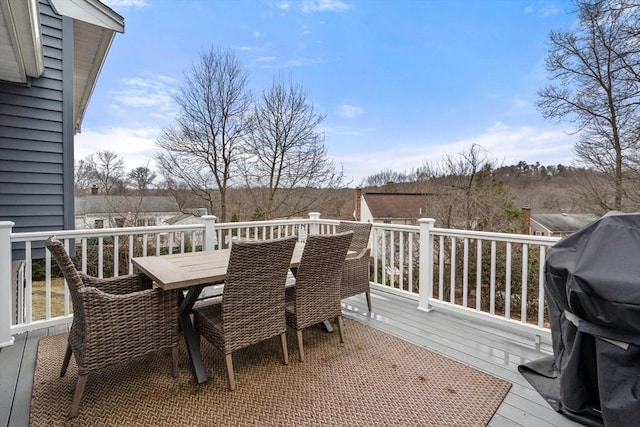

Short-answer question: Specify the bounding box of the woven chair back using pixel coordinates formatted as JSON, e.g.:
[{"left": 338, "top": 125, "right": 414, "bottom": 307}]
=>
[
  {"left": 292, "top": 231, "right": 353, "bottom": 329},
  {"left": 336, "top": 221, "right": 371, "bottom": 253},
  {"left": 221, "top": 236, "right": 297, "bottom": 349}
]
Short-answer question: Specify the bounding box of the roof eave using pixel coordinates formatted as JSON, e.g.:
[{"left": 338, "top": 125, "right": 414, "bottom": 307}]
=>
[
  {"left": 0, "top": 0, "right": 45, "bottom": 82},
  {"left": 49, "top": 0, "right": 124, "bottom": 134},
  {"left": 49, "top": 0, "right": 124, "bottom": 33},
  {"left": 74, "top": 26, "right": 117, "bottom": 133}
]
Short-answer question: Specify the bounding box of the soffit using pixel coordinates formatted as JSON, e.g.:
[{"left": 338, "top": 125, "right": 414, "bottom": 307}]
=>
[{"left": 0, "top": 0, "right": 43, "bottom": 84}]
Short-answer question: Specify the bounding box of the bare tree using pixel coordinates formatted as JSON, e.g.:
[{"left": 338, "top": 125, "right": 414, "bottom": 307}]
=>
[
  {"left": 156, "top": 47, "right": 251, "bottom": 222},
  {"left": 74, "top": 158, "right": 94, "bottom": 195},
  {"left": 128, "top": 162, "right": 157, "bottom": 191},
  {"left": 537, "top": 0, "right": 640, "bottom": 211},
  {"left": 417, "top": 144, "right": 520, "bottom": 231},
  {"left": 239, "top": 75, "right": 343, "bottom": 219},
  {"left": 360, "top": 169, "right": 412, "bottom": 189},
  {"left": 83, "top": 151, "right": 126, "bottom": 195}
]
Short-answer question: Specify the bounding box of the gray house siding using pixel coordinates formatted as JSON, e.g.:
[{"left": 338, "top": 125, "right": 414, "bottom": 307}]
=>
[{"left": 0, "top": 0, "right": 74, "bottom": 258}]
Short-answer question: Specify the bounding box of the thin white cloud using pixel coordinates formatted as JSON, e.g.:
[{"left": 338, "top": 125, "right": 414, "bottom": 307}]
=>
[
  {"left": 255, "top": 56, "right": 277, "bottom": 62},
  {"left": 110, "top": 74, "right": 178, "bottom": 113},
  {"left": 335, "top": 104, "right": 364, "bottom": 119},
  {"left": 524, "top": 6, "right": 534, "bottom": 14},
  {"left": 332, "top": 123, "right": 576, "bottom": 184},
  {"left": 277, "top": 2, "right": 290, "bottom": 11},
  {"left": 301, "top": 0, "right": 352, "bottom": 13},
  {"left": 75, "top": 127, "right": 161, "bottom": 171},
  {"left": 102, "top": 0, "right": 148, "bottom": 8},
  {"left": 540, "top": 5, "right": 560, "bottom": 16}
]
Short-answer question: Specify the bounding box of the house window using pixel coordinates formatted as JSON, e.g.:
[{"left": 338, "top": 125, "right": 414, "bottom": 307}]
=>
[
  {"left": 94, "top": 219, "right": 104, "bottom": 229},
  {"left": 136, "top": 218, "right": 146, "bottom": 227},
  {"left": 115, "top": 217, "right": 125, "bottom": 227},
  {"left": 148, "top": 218, "right": 156, "bottom": 226},
  {"left": 534, "top": 231, "right": 544, "bottom": 236}
]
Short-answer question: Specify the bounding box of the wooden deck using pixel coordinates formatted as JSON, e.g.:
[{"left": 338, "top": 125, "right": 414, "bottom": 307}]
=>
[{"left": 0, "top": 289, "right": 581, "bottom": 427}]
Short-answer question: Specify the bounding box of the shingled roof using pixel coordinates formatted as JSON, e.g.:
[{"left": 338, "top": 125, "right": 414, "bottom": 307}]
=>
[
  {"left": 362, "top": 193, "right": 434, "bottom": 220},
  {"left": 75, "top": 195, "right": 179, "bottom": 215},
  {"left": 531, "top": 213, "right": 599, "bottom": 233}
]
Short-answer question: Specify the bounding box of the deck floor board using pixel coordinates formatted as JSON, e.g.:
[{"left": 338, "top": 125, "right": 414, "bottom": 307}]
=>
[{"left": 1, "top": 289, "right": 583, "bottom": 426}]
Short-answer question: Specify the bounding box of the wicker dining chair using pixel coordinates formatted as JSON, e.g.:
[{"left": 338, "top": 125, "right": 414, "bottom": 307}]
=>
[
  {"left": 285, "top": 231, "right": 353, "bottom": 362},
  {"left": 336, "top": 221, "right": 373, "bottom": 311},
  {"left": 193, "top": 236, "right": 297, "bottom": 390},
  {"left": 45, "top": 236, "right": 179, "bottom": 418}
]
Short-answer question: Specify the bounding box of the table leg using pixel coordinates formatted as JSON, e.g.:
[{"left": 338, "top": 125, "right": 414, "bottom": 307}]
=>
[
  {"left": 178, "top": 286, "right": 208, "bottom": 384},
  {"left": 322, "top": 320, "right": 334, "bottom": 333}
]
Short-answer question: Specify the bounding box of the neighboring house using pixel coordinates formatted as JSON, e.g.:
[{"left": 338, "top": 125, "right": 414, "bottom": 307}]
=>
[
  {"left": 75, "top": 195, "right": 182, "bottom": 229},
  {"left": 165, "top": 208, "right": 208, "bottom": 248},
  {"left": 357, "top": 190, "right": 437, "bottom": 225},
  {"left": 164, "top": 208, "right": 209, "bottom": 227},
  {"left": 0, "top": 0, "right": 124, "bottom": 255},
  {"left": 528, "top": 213, "right": 599, "bottom": 237}
]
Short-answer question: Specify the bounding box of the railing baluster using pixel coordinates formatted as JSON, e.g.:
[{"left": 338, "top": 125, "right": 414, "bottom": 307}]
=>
[
  {"left": 129, "top": 234, "right": 134, "bottom": 274},
  {"left": 538, "top": 246, "right": 546, "bottom": 328},
  {"left": 408, "top": 232, "right": 414, "bottom": 293},
  {"left": 490, "top": 241, "right": 496, "bottom": 315},
  {"left": 450, "top": 237, "right": 456, "bottom": 303},
  {"left": 438, "top": 235, "right": 444, "bottom": 300},
  {"left": 463, "top": 238, "right": 469, "bottom": 308},
  {"left": 113, "top": 235, "right": 119, "bottom": 277},
  {"left": 98, "top": 237, "right": 104, "bottom": 278},
  {"left": 505, "top": 243, "right": 512, "bottom": 319},
  {"left": 45, "top": 247, "right": 51, "bottom": 320},
  {"left": 399, "top": 232, "right": 404, "bottom": 291},
  {"left": 476, "top": 239, "right": 482, "bottom": 311},
  {"left": 381, "top": 230, "right": 387, "bottom": 287},
  {"left": 521, "top": 243, "right": 529, "bottom": 324}
]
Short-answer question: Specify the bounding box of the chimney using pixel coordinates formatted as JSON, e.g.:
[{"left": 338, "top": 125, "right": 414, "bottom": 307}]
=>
[
  {"left": 354, "top": 187, "right": 362, "bottom": 221},
  {"left": 521, "top": 206, "right": 531, "bottom": 235},
  {"left": 90, "top": 185, "right": 99, "bottom": 195}
]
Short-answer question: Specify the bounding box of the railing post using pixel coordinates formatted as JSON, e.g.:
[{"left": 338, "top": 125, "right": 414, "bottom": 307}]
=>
[
  {"left": 308, "top": 212, "right": 321, "bottom": 235},
  {"left": 417, "top": 218, "right": 435, "bottom": 312},
  {"left": 0, "top": 221, "right": 15, "bottom": 347},
  {"left": 202, "top": 215, "right": 217, "bottom": 250}
]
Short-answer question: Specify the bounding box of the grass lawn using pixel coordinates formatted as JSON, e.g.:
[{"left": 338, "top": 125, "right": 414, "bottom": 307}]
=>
[{"left": 31, "top": 278, "right": 71, "bottom": 320}]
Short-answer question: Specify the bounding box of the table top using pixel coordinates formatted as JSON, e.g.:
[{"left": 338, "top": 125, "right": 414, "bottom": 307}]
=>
[{"left": 132, "top": 242, "right": 306, "bottom": 291}]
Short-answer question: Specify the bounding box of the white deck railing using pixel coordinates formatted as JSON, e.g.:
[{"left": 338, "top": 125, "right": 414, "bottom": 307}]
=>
[{"left": 0, "top": 213, "right": 560, "bottom": 348}]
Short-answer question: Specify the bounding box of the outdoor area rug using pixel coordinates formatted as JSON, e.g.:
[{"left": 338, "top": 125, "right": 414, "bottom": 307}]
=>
[{"left": 30, "top": 318, "right": 511, "bottom": 426}]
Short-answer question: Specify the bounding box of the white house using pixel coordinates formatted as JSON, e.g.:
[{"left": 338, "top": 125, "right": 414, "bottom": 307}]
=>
[
  {"left": 356, "top": 190, "right": 436, "bottom": 225},
  {"left": 75, "top": 195, "right": 181, "bottom": 229}
]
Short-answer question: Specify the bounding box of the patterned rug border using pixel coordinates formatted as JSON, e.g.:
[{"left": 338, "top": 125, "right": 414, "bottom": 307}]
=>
[{"left": 30, "top": 318, "right": 511, "bottom": 426}]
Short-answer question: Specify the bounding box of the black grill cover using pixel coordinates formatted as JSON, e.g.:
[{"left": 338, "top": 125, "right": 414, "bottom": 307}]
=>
[{"left": 519, "top": 212, "right": 640, "bottom": 427}]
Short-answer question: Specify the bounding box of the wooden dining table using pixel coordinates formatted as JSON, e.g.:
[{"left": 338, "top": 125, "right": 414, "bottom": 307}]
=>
[{"left": 132, "top": 242, "right": 309, "bottom": 384}]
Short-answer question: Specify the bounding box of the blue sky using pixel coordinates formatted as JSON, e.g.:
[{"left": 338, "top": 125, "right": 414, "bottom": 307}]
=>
[{"left": 78, "top": 0, "right": 579, "bottom": 184}]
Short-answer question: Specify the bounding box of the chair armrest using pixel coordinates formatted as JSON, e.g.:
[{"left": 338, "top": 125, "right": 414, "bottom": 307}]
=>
[
  {"left": 341, "top": 248, "right": 371, "bottom": 299},
  {"left": 78, "top": 286, "right": 178, "bottom": 334},
  {"left": 79, "top": 272, "right": 152, "bottom": 295},
  {"left": 345, "top": 247, "right": 371, "bottom": 261},
  {"left": 77, "top": 286, "right": 179, "bottom": 365}
]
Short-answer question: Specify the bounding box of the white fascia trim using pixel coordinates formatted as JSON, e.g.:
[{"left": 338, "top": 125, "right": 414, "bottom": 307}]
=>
[
  {"left": 49, "top": 0, "right": 124, "bottom": 33},
  {"left": 3, "top": 0, "right": 44, "bottom": 79}
]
